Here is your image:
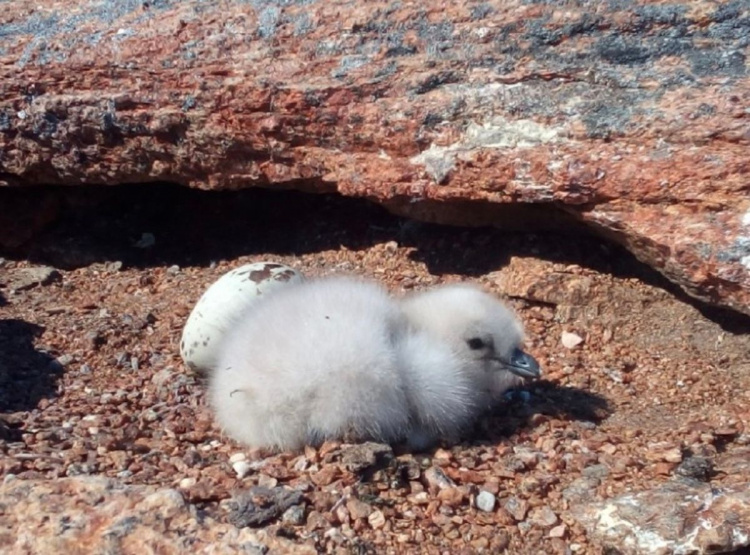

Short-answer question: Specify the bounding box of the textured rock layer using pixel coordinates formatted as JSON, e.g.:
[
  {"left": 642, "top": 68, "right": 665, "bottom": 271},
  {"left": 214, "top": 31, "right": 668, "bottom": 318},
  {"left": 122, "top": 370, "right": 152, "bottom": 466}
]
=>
[
  {"left": 0, "top": 476, "right": 312, "bottom": 554},
  {"left": 0, "top": 0, "right": 748, "bottom": 314},
  {"left": 574, "top": 479, "right": 750, "bottom": 554}
]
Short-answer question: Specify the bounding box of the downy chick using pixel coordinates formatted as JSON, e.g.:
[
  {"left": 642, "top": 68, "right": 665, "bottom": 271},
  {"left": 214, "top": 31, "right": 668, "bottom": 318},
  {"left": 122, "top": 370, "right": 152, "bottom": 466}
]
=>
[{"left": 209, "top": 277, "right": 539, "bottom": 451}]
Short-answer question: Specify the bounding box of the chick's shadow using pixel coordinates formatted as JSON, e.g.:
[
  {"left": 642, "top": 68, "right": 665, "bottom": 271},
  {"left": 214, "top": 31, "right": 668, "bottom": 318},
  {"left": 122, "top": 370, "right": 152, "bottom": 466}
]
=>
[
  {"left": 476, "top": 381, "right": 611, "bottom": 442},
  {"left": 393, "top": 381, "right": 610, "bottom": 456}
]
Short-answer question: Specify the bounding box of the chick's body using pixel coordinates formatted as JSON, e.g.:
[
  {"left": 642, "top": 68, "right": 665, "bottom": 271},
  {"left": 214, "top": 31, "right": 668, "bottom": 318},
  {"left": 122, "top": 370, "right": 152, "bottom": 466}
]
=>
[
  {"left": 209, "top": 276, "right": 538, "bottom": 451},
  {"left": 210, "top": 277, "right": 412, "bottom": 450}
]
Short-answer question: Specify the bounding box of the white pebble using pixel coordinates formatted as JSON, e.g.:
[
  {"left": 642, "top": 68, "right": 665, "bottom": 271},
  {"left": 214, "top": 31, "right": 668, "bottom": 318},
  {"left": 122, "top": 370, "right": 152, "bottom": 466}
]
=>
[
  {"left": 232, "top": 460, "right": 253, "bottom": 479},
  {"left": 561, "top": 331, "right": 584, "bottom": 349},
  {"left": 475, "top": 490, "right": 496, "bottom": 512},
  {"left": 179, "top": 477, "right": 196, "bottom": 489}
]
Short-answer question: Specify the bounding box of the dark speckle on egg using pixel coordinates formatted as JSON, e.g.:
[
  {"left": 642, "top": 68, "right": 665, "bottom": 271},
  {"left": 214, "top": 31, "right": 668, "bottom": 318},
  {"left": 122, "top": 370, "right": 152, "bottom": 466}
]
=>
[
  {"left": 192, "top": 341, "right": 199, "bottom": 348},
  {"left": 248, "top": 263, "right": 284, "bottom": 283}
]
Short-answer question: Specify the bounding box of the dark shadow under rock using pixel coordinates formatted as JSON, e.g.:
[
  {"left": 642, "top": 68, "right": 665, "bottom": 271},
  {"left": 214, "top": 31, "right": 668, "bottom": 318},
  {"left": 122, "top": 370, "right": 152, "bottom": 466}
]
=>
[
  {"left": 4, "top": 184, "right": 747, "bottom": 332},
  {"left": 0, "top": 320, "right": 60, "bottom": 412}
]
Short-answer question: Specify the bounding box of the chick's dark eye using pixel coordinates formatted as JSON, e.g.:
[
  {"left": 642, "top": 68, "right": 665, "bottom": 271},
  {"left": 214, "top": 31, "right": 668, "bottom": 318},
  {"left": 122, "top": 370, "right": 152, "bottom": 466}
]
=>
[{"left": 467, "top": 338, "right": 485, "bottom": 350}]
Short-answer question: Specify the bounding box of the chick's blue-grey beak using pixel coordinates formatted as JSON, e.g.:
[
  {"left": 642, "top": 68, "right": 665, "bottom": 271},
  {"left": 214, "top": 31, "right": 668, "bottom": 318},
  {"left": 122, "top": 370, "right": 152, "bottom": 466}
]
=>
[{"left": 503, "top": 347, "right": 541, "bottom": 379}]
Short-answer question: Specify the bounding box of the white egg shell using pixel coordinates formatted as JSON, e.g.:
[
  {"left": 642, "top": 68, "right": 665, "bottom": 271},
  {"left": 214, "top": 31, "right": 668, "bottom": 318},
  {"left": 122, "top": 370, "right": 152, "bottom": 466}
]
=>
[{"left": 180, "top": 262, "right": 304, "bottom": 374}]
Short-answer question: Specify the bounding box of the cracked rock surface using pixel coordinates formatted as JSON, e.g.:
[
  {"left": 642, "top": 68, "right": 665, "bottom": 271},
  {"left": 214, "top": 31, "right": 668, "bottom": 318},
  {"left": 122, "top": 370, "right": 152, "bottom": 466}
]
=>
[{"left": 573, "top": 451, "right": 750, "bottom": 555}]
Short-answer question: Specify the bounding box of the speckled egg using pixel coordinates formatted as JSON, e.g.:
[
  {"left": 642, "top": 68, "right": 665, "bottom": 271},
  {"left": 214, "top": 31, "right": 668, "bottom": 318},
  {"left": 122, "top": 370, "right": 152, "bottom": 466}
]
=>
[{"left": 180, "top": 262, "right": 304, "bottom": 374}]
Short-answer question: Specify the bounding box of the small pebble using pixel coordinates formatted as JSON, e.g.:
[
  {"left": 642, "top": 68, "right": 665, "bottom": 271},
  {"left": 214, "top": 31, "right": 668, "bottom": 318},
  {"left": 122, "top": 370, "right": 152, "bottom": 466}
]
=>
[
  {"left": 56, "top": 354, "right": 74, "bottom": 367},
  {"left": 407, "top": 492, "right": 429, "bottom": 505},
  {"left": 232, "top": 460, "right": 252, "bottom": 479},
  {"left": 646, "top": 441, "right": 682, "bottom": 463},
  {"left": 533, "top": 506, "right": 558, "bottom": 526},
  {"left": 561, "top": 331, "right": 584, "bottom": 349},
  {"left": 549, "top": 524, "right": 566, "bottom": 538},
  {"left": 368, "top": 509, "right": 386, "bottom": 529},
  {"left": 504, "top": 496, "right": 528, "bottom": 521},
  {"left": 424, "top": 466, "right": 456, "bottom": 491},
  {"left": 384, "top": 240, "right": 399, "bottom": 253},
  {"left": 513, "top": 447, "right": 541, "bottom": 468},
  {"left": 347, "top": 498, "right": 373, "bottom": 520},
  {"left": 258, "top": 474, "right": 278, "bottom": 489},
  {"left": 282, "top": 505, "right": 306, "bottom": 525},
  {"left": 582, "top": 464, "right": 610, "bottom": 479},
  {"left": 179, "top": 477, "right": 197, "bottom": 489},
  {"left": 475, "top": 490, "right": 496, "bottom": 512}
]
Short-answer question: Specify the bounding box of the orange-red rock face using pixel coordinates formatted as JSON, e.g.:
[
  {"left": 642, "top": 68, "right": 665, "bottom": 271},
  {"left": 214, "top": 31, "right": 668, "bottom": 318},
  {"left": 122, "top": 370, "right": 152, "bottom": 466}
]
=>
[{"left": 0, "top": 1, "right": 748, "bottom": 314}]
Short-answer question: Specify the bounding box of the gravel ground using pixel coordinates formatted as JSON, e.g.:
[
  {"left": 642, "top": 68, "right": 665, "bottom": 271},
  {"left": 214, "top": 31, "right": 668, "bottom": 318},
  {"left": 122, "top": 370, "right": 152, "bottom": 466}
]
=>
[{"left": 1, "top": 185, "right": 749, "bottom": 553}]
